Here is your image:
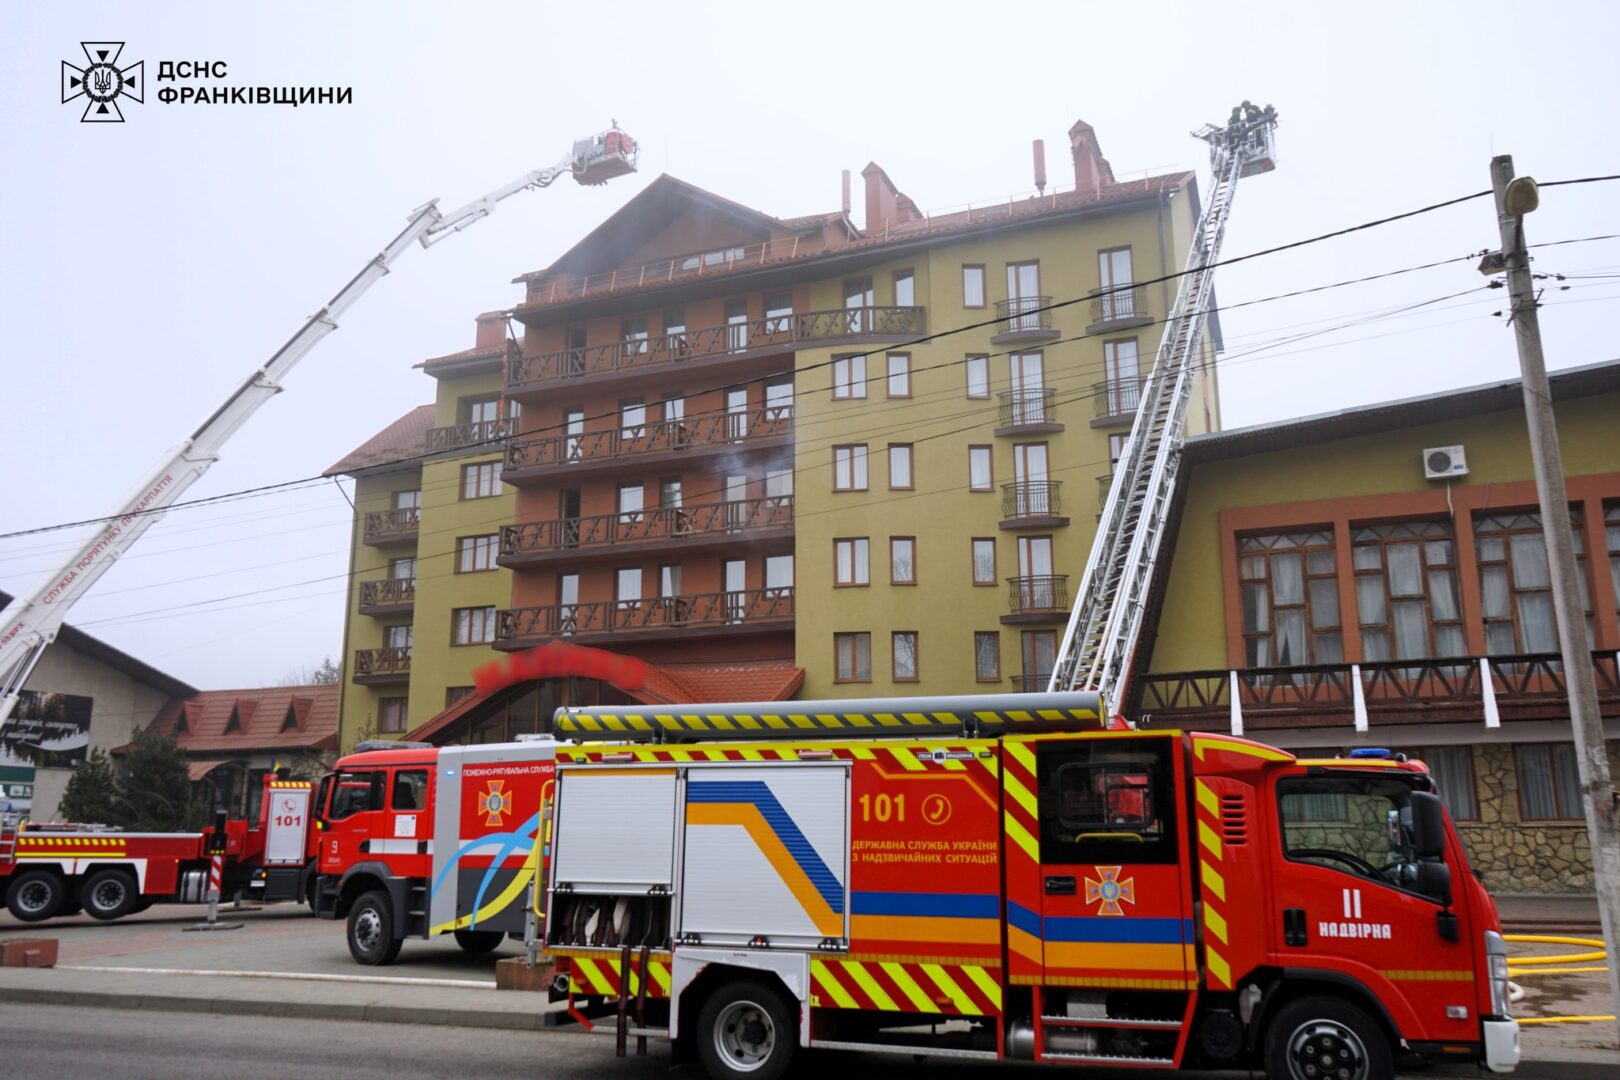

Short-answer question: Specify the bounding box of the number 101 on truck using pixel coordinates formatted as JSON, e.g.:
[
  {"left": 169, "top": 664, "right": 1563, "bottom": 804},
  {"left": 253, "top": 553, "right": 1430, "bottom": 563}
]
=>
[{"left": 541, "top": 691, "right": 1518, "bottom": 1080}]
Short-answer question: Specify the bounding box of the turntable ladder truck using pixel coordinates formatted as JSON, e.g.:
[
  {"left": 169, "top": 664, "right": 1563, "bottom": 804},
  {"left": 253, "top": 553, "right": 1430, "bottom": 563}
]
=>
[
  {"left": 0, "top": 125, "right": 638, "bottom": 729},
  {"left": 1048, "top": 108, "right": 1276, "bottom": 713}
]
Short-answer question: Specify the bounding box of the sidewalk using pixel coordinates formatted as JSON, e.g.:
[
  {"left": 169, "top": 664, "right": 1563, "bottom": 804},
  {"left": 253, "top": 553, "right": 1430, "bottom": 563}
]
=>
[{"left": 1496, "top": 894, "right": 1603, "bottom": 929}]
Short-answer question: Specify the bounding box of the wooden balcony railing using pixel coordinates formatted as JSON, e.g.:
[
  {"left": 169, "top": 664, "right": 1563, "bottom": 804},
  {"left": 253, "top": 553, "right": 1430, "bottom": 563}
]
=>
[
  {"left": 1001, "top": 481, "right": 1062, "bottom": 520},
  {"left": 358, "top": 578, "right": 416, "bottom": 611},
  {"left": 1007, "top": 575, "right": 1069, "bottom": 614},
  {"left": 997, "top": 388, "right": 1058, "bottom": 428},
  {"left": 505, "top": 406, "right": 791, "bottom": 475},
  {"left": 522, "top": 237, "right": 813, "bottom": 308},
  {"left": 994, "top": 296, "right": 1054, "bottom": 335},
  {"left": 1135, "top": 651, "right": 1620, "bottom": 728},
  {"left": 1089, "top": 285, "right": 1149, "bottom": 327},
  {"left": 425, "top": 418, "right": 511, "bottom": 454},
  {"left": 1093, "top": 375, "right": 1144, "bottom": 418},
  {"left": 496, "top": 587, "right": 795, "bottom": 643},
  {"left": 507, "top": 307, "right": 926, "bottom": 389},
  {"left": 353, "top": 646, "right": 411, "bottom": 681},
  {"left": 501, "top": 497, "right": 793, "bottom": 559},
  {"left": 362, "top": 507, "right": 419, "bottom": 544}
]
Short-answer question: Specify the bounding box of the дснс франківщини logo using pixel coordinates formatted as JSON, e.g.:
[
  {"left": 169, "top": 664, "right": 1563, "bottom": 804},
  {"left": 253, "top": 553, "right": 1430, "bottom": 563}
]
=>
[{"left": 62, "top": 42, "right": 143, "bottom": 122}]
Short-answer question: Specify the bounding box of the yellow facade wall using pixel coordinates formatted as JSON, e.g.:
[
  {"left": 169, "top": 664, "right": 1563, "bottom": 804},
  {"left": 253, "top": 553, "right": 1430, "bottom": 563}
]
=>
[
  {"left": 336, "top": 467, "right": 422, "bottom": 748},
  {"left": 796, "top": 195, "right": 1201, "bottom": 698}
]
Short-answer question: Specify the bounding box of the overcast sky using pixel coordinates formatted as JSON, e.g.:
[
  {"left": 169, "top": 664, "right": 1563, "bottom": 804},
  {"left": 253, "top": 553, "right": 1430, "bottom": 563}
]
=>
[{"left": 2, "top": 1, "right": 1617, "bottom": 691}]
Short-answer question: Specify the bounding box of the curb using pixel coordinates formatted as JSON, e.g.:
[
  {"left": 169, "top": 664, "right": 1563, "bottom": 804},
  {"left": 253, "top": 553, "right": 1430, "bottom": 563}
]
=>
[{"left": 0, "top": 985, "right": 572, "bottom": 1033}]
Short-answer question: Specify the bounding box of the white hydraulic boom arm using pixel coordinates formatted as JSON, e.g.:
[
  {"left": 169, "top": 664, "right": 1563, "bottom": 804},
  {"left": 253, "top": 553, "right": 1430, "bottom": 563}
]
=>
[
  {"left": 1048, "top": 107, "right": 1277, "bottom": 716},
  {"left": 0, "top": 125, "right": 638, "bottom": 728}
]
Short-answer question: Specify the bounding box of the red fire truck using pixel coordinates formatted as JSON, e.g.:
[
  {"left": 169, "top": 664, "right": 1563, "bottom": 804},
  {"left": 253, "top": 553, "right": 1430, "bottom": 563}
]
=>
[
  {"left": 310, "top": 738, "right": 555, "bottom": 965},
  {"left": 540, "top": 692, "right": 1519, "bottom": 1080},
  {"left": 0, "top": 775, "right": 317, "bottom": 922}
]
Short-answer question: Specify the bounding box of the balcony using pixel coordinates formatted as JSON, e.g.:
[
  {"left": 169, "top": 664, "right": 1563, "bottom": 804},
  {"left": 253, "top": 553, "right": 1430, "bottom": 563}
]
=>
[
  {"left": 506, "top": 307, "right": 926, "bottom": 394},
  {"left": 352, "top": 646, "right": 411, "bottom": 685},
  {"left": 1002, "top": 575, "right": 1070, "bottom": 624},
  {"left": 358, "top": 577, "right": 416, "bottom": 616},
  {"left": 495, "top": 587, "right": 794, "bottom": 649},
  {"left": 363, "top": 507, "right": 419, "bottom": 546},
  {"left": 1134, "top": 651, "right": 1620, "bottom": 732},
  {"left": 499, "top": 497, "right": 794, "bottom": 568},
  {"left": 1092, "top": 376, "right": 1144, "bottom": 426},
  {"left": 1000, "top": 481, "right": 1068, "bottom": 530},
  {"left": 518, "top": 237, "right": 816, "bottom": 310},
  {"left": 504, "top": 406, "right": 792, "bottom": 484},
  {"left": 1009, "top": 673, "right": 1053, "bottom": 693},
  {"left": 424, "top": 418, "right": 511, "bottom": 455},
  {"left": 1098, "top": 473, "right": 1117, "bottom": 509},
  {"left": 995, "top": 389, "right": 1062, "bottom": 435},
  {"left": 990, "top": 296, "right": 1060, "bottom": 344},
  {"left": 1086, "top": 286, "right": 1152, "bottom": 334}
]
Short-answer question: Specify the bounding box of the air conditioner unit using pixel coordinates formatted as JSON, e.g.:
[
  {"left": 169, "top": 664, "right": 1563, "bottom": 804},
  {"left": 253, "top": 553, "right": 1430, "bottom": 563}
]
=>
[{"left": 1423, "top": 445, "right": 1469, "bottom": 480}]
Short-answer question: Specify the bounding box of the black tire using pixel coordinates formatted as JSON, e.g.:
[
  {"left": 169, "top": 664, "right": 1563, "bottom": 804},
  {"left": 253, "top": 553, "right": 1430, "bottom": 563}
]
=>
[
  {"left": 5, "top": 869, "right": 65, "bottom": 922},
  {"left": 79, "top": 868, "right": 139, "bottom": 921},
  {"left": 453, "top": 928, "right": 504, "bottom": 954},
  {"left": 696, "top": 979, "right": 795, "bottom": 1080},
  {"left": 1264, "top": 994, "right": 1394, "bottom": 1080},
  {"left": 346, "top": 889, "right": 403, "bottom": 966}
]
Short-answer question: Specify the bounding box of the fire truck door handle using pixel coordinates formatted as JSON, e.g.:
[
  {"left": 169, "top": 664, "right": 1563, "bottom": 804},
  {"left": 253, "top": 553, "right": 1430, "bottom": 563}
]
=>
[
  {"left": 1283, "top": 908, "right": 1308, "bottom": 946},
  {"left": 1045, "top": 875, "right": 1076, "bottom": 895}
]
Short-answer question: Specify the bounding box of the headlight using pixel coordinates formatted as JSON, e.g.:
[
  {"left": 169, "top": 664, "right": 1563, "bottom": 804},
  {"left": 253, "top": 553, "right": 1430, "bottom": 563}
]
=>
[{"left": 1485, "top": 930, "right": 1512, "bottom": 1018}]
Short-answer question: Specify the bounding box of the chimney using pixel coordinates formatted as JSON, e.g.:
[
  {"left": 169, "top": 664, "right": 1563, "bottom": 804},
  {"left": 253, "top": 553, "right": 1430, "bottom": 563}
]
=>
[
  {"left": 1068, "top": 119, "right": 1116, "bottom": 198},
  {"left": 841, "top": 169, "right": 851, "bottom": 217},
  {"left": 474, "top": 311, "right": 508, "bottom": 351},
  {"left": 862, "top": 162, "right": 901, "bottom": 234},
  {"left": 1033, "top": 139, "right": 1047, "bottom": 194}
]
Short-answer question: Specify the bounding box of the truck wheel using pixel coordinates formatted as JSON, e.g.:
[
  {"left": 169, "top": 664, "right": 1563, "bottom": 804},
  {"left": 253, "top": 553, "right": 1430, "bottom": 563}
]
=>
[
  {"left": 697, "top": 979, "right": 795, "bottom": 1080},
  {"left": 453, "top": 929, "right": 504, "bottom": 954},
  {"left": 1264, "top": 995, "right": 1393, "bottom": 1080},
  {"left": 79, "top": 869, "right": 138, "bottom": 921},
  {"left": 347, "top": 890, "right": 403, "bottom": 965},
  {"left": 5, "top": 869, "right": 65, "bottom": 922}
]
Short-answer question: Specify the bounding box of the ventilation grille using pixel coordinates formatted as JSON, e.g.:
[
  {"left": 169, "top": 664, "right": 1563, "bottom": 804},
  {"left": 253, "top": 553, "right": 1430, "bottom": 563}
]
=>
[{"left": 1220, "top": 794, "right": 1248, "bottom": 846}]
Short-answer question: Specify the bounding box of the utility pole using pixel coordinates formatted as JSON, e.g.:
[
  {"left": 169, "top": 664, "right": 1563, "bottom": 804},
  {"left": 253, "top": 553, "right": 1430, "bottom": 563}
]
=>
[{"left": 1488, "top": 154, "right": 1620, "bottom": 1045}]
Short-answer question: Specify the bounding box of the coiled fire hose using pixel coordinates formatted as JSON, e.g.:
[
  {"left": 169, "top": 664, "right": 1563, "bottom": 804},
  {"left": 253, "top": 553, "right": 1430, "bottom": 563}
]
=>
[{"left": 1503, "top": 934, "right": 1614, "bottom": 1025}]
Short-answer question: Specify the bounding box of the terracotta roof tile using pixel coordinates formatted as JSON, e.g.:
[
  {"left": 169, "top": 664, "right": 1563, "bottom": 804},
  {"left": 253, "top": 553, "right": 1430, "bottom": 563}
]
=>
[
  {"left": 324, "top": 404, "right": 435, "bottom": 476},
  {"left": 419, "top": 343, "right": 506, "bottom": 372},
  {"left": 127, "top": 684, "right": 339, "bottom": 755}
]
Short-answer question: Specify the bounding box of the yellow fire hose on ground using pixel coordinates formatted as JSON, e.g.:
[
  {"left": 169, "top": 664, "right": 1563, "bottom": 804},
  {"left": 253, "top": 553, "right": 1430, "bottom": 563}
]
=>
[{"left": 1503, "top": 934, "right": 1614, "bottom": 1025}]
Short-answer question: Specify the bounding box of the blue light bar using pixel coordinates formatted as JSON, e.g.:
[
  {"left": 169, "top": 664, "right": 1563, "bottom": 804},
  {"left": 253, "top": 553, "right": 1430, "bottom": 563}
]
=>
[{"left": 1349, "top": 747, "right": 1392, "bottom": 759}]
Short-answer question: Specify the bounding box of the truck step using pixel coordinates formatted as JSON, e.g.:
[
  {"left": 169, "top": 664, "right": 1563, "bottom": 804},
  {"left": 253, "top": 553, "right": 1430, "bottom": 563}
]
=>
[
  {"left": 1040, "top": 1052, "right": 1177, "bottom": 1067},
  {"left": 1039, "top": 1016, "right": 1182, "bottom": 1030},
  {"left": 810, "top": 1039, "right": 998, "bottom": 1061}
]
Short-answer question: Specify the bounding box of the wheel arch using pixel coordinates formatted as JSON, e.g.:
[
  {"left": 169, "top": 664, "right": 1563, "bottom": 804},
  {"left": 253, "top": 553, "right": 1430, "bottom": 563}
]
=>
[
  {"left": 335, "top": 862, "right": 407, "bottom": 922},
  {"left": 670, "top": 951, "right": 808, "bottom": 1048},
  {"left": 1255, "top": 969, "right": 1403, "bottom": 1056}
]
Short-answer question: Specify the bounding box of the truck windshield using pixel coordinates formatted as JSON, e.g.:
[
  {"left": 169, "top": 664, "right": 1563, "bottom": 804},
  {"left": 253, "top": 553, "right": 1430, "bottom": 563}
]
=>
[{"left": 1278, "top": 775, "right": 1424, "bottom": 887}]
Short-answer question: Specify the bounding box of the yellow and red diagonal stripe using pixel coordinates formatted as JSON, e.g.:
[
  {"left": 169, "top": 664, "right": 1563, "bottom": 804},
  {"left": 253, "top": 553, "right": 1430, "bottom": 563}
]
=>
[
  {"left": 559, "top": 951, "right": 673, "bottom": 998},
  {"left": 810, "top": 958, "right": 1001, "bottom": 1016},
  {"left": 1194, "top": 778, "right": 1231, "bottom": 989}
]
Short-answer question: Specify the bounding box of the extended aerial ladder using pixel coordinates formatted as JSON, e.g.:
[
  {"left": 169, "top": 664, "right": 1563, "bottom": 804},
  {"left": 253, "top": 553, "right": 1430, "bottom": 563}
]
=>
[
  {"left": 0, "top": 125, "right": 639, "bottom": 728},
  {"left": 1048, "top": 107, "right": 1277, "bottom": 713}
]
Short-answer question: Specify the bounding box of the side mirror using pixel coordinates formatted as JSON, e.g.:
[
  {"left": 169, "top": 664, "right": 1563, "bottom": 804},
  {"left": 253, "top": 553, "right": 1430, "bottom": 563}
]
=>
[
  {"left": 1414, "top": 859, "right": 1452, "bottom": 906},
  {"left": 1410, "top": 791, "right": 1447, "bottom": 860}
]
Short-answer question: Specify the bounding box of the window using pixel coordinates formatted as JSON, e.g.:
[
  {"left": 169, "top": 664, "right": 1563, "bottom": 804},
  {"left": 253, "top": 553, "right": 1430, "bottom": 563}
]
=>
[
  {"left": 1103, "top": 339, "right": 1139, "bottom": 414},
  {"left": 1022, "top": 629, "right": 1057, "bottom": 685},
  {"left": 377, "top": 700, "right": 407, "bottom": 735},
  {"left": 1515, "top": 743, "right": 1583, "bottom": 820},
  {"left": 620, "top": 400, "right": 647, "bottom": 440},
  {"left": 844, "top": 277, "right": 873, "bottom": 332},
  {"left": 765, "top": 379, "right": 794, "bottom": 423},
  {"left": 660, "top": 477, "right": 682, "bottom": 508},
  {"left": 833, "top": 354, "right": 867, "bottom": 399},
  {"left": 835, "top": 538, "right": 870, "bottom": 586},
  {"left": 1352, "top": 521, "right": 1465, "bottom": 660},
  {"left": 975, "top": 631, "right": 1001, "bottom": 681},
  {"left": 1278, "top": 775, "right": 1425, "bottom": 886},
  {"left": 391, "top": 770, "right": 428, "bottom": 811},
  {"left": 464, "top": 396, "right": 500, "bottom": 425},
  {"left": 389, "top": 557, "right": 416, "bottom": 580},
  {"left": 564, "top": 409, "right": 585, "bottom": 461},
  {"left": 617, "top": 482, "right": 644, "bottom": 525},
  {"left": 764, "top": 292, "right": 794, "bottom": 336},
  {"left": 1607, "top": 502, "right": 1620, "bottom": 607},
  {"left": 1009, "top": 353, "right": 1046, "bottom": 422},
  {"left": 833, "top": 444, "right": 868, "bottom": 491},
  {"left": 622, "top": 316, "right": 648, "bottom": 356},
  {"left": 1238, "top": 530, "right": 1343, "bottom": 666},
  {"left": 890, "top": 537, "right": 916, "bottom": 584},
  {"left": 616, "top": 568, "right": 643, "bottom": 613},
  {"left": 1098, "top": 247, "right": 1136, "bottom": 320},
  {"left": 1016, "top": 536, "right": 1056, "bottom": 607},
  {"left": 662, "top": 394, "right": 685, "bottom": 423},
  {"left": 558, "top": 573, "right": 579, "bottom": 633},
  {"left": 893, "top": 270, "right": 915, "bottom": 307},
  {"left": 765, "top": 467, "right": 793, "bottom": 499},
  {"left": 663, "top": 308, "right": 687, "bottom": 354},
  {"left": 972, "top": 538, "right": 997, "bottom": 585},
  {"left": 726, "top": 299, "right": 749, "bottom": 352},
  {"left": 1012, "top": 443, "right": 1050, "bottom": 514},
  {"left": 888, "top": 443, "right": 913, "bottom": 489},
  {"left": 453, "top": 606, "right": 497, "bottom": 645},
  {"left": 393, "top": 489, "right": 421, "bottom": 511},
  {"left": 965, "top": 354, "right": 989, "bottom": 399},
  {"left": 1419, "top": 746, "right": 1479, "bottom": 821},
  {"left": 892, "top": 631, "right": 919, "bottom": 681},
  {"left": 1006, "top": 262, "right": 1041, "bottom": 330},
  {"left": 461, "top": 461, "right": 501, "bottom": 499},
  {"left": 962, "top": 265, "right": 986, "bottom": 308},
  {"left": 1476, "top": 510, "right": 1593, "bottom": 654},
  {"left": 835, "top": 632, "right": 872, "bottom": 682},
  {"left": 765, "top": 554, "right": 794, "bottom": 595},
  {"left": 385, "top": 624, "right": 413, "bottom": 649},
  {"left": 445, "top": 686, "right": 475, "bottom": 708},
  {"left": 330, "top": 770, "right": 384, "bottom": 818},
  {"left": 1039, "top": 740, "right": 1176, "bottom": 865},
  {"left": 457, "top": 534, "right": 499, "bottom": 573},
  {"left": 968, "top": 446, "right": 993, "bottom": 491},
  {"left": 886, "top": 353, "right": 911, "bottom": 397},
  {"left": 659, "top": 563, "right": 682, "bottom": 598}
]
